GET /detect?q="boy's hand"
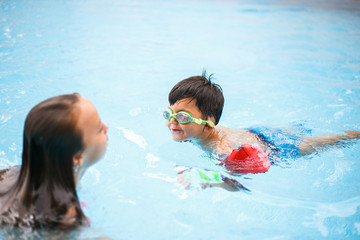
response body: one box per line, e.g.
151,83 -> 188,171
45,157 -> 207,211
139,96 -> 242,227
176,169 -> 191,189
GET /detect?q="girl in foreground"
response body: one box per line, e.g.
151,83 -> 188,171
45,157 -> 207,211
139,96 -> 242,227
0,93 -> 108,229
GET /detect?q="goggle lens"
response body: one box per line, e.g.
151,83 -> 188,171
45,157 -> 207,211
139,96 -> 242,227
163,110 -> 171,120
176,112 -> 191,123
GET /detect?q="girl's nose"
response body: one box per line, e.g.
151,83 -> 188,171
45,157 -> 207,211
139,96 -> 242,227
104,123 -> 109,134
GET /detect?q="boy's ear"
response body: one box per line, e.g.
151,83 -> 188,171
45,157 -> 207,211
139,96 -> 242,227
206,116 -> 216,128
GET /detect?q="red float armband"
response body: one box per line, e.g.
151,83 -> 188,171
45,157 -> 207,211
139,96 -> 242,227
222,144 -> 270,174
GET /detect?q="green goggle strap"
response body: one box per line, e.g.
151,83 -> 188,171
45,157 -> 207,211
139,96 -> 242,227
192,118 -> 215,128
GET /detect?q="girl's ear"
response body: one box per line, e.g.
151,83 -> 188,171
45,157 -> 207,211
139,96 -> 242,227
73,154 -> 83,187
73,154 -> 83,167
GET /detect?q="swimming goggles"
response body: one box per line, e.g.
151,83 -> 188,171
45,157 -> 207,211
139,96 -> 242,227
163,108 -> 215,127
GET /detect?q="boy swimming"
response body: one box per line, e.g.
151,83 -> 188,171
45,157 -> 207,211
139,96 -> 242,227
164,73 -> 360,177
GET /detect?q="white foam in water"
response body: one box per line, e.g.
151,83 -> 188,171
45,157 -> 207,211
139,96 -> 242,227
143,172 -> 175,183
354,222 -> 360,235
145,153 -> 160,168
128,107 -> 142,117
116,126 -> 147,150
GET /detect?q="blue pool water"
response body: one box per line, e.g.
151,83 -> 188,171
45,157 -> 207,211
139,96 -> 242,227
1,0 -> 360,239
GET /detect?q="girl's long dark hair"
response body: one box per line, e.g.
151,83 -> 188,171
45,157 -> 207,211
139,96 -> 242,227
0,93 -> 86,229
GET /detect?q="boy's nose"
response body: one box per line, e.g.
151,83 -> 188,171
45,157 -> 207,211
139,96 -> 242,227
170,117 -> 179,125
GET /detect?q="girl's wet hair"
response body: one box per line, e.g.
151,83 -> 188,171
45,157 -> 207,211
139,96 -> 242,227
0,93 -> 87,229
169,71 -> 224,125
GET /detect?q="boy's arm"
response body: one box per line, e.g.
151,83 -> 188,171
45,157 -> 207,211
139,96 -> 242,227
202,177 -> 249,192
299,130 -> 360,155
176,168 -> 249,192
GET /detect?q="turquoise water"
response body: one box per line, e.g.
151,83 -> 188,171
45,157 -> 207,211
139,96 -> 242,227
1,0 -> 360,239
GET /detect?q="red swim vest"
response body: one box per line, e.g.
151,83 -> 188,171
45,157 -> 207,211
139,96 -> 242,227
221,144 -> 270,174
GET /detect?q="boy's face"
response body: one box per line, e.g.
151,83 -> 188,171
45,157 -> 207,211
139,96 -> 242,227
166,98 -> 213,141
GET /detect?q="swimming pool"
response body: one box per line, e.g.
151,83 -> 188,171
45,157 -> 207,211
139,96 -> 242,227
1,0 -> 360,239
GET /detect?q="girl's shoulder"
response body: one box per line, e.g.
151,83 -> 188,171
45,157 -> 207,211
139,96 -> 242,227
0,166 -> 20,192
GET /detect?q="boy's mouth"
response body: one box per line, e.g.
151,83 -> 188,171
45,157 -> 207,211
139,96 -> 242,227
170,128 -> 182,134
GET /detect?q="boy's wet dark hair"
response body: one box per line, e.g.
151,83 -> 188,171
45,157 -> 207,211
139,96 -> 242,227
169,72 -> 224,125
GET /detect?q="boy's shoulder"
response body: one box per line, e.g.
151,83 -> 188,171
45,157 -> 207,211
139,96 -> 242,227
216,125 -> 250,140
213,126 -> 248,155
215,126 -> 267,155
